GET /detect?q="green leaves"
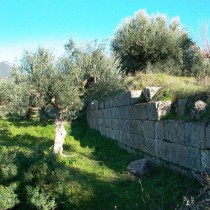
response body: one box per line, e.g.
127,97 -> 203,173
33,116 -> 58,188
112,9 -> 205,76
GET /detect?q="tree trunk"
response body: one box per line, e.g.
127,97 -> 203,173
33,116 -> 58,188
53,119 -> 67,155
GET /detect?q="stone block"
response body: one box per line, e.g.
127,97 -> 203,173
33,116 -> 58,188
165,121 -> 205,148
120,131 -> 130,145
113,90 -> 142,107
143,120 -> 155,138
186,122 -> 205,148
155,121 -> 165,140
129,133 -> 139,149
100,127 -> 106,136
201,150 -> 210,173
107,119 -> 113,129
143,101 -> 172,121
130,90 -> 143,104
165,120 -> 188,145
159,140 -> 170,161
113,129 -> 121,141
206,124 -> 210,149
146,102 -> 158,120
168,143 -> 179,165
143,87 -> 162,101
177,99 -> 187,116
143,137 -> 160,157
176,144 -> 201,171
128,120 -> 144,135
156,101 -> 171,120
113,108 -> 119,118
104,100 -> 109,108
130,104 -> 148,120
99,101 -> 105,109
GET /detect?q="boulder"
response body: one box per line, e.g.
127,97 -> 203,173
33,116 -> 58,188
127,158 -> 152,176
191,100 -> 207,119
143,87 -> 162,101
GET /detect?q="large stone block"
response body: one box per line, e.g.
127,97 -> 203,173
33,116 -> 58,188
201,150 -> 210,173
100,127 -> 107,136
168,143 -> 179,165
130,104 -> 148,120
113,129 -> 121,141
165,120 -> 188,145
113,107 -> 120,119
143,87 -> 162,101
206,125 -> 210,149
112,119 -> 123,130
143,137 -> 160,157
155,121 -> 165,140
129,133 -> 141,149
129,120 -> 144,135
99,101 -> 105,109
159,140 -> 170,162
130,90 -> 143,104
143,120 -> 155,138
112,90 -> 142,107
175,144 -> 201,171
186,122 -> 205,148
147,101 -> 172,121
120,131 -> 130,145
165,121 -> 205,148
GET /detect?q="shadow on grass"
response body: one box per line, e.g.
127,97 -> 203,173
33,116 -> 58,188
0,118 -> 200,210
70,119 -> 141,173
6,118 -> 53,128
69,119 -> 201,209
0,133 -> 53,151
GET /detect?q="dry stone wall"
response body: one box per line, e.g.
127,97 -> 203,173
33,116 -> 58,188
86,91 -> 210,174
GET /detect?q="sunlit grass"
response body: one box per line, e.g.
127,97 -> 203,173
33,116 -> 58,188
124,73 -> 206,101
0,118 -> 200,209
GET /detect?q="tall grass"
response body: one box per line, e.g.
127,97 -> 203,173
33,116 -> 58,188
124,73 -> 206,101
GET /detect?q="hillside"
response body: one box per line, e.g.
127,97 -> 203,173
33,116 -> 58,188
0,61 -> 12,77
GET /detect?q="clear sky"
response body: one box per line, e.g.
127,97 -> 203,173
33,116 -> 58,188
0,0 -> 210,62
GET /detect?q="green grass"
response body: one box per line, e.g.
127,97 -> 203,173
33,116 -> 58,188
124,73 -> 206,101
0,118 -> 200,209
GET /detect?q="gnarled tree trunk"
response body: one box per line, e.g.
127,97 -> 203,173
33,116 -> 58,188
53,119 -> 67,155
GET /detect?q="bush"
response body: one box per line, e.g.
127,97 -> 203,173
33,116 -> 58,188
26,186 -> 56,210
0,183 -> 19,210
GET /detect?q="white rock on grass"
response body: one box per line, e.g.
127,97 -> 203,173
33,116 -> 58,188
191,100 -> 207,119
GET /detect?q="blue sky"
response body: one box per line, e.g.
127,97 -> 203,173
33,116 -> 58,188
0,0 -> 210,62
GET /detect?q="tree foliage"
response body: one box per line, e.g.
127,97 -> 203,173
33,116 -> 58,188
64,40 -> 124,102
0,40 -> 123,120
112,10 -> 207,76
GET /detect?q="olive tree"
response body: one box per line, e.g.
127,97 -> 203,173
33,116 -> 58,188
0,48 -> 83,155
1,41 -> 123,155
112,10 -> 204,76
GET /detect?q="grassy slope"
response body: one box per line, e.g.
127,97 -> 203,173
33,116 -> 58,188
124,73 -> 206,101
0,118 -> 200,210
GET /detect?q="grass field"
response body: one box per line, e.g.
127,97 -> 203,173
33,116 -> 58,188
0,118 -> 200,210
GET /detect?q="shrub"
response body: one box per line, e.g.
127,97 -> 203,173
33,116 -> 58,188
0,183 -> 19,210
26,186 -> 56,210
